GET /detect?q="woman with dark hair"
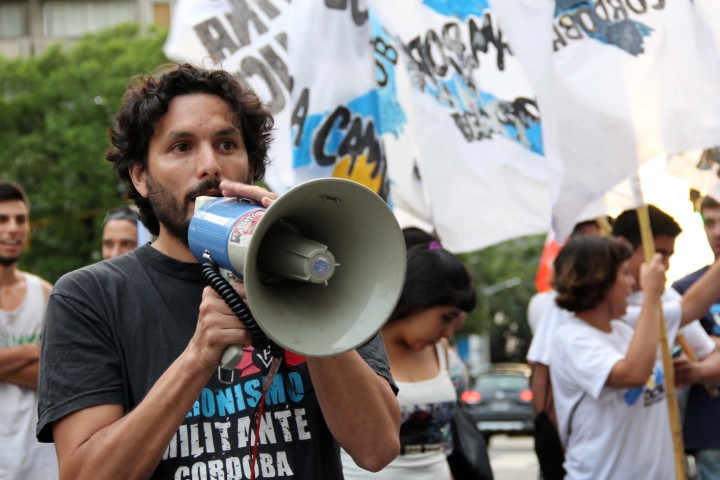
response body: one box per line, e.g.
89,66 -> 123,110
549,235 -> 673,479
342,239 -> 477,479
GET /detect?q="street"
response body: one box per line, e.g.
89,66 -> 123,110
488,434 -> 539,480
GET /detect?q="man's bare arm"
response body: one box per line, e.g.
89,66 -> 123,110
308,352 -> 400,472
2,361 -> 39,389
608,255 -> 665,388
674,348 -> 720,387
51,286 -> 251,479
0,343 -> 39,379
681,259 -> 720,326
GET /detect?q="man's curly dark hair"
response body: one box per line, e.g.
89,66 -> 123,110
105,63 -> 274,235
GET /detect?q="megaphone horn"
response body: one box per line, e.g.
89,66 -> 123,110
188,178 -> 407,365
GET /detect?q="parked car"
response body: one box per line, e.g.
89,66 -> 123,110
460,363 -> 534,442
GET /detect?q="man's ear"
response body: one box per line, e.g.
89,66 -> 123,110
129,163 -> 148,198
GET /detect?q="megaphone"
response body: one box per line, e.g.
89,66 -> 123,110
188,178 -> 407,366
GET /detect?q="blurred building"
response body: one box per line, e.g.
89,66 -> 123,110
0,0 -> 172,58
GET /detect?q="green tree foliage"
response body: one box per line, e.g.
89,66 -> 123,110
460,234 -> 545,363
0,24 -> 169,282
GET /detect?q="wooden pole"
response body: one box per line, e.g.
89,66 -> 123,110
595,216 -> 613,236
636,205 -> 686,480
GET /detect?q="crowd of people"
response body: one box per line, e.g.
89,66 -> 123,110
3,61 -> 720,480
528,204 -> 720,480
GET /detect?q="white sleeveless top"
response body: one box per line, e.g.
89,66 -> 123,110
341,342 -> 457,479
0,273 -> 58,479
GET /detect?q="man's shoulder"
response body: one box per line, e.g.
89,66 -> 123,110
672,265 -> 711,293
529,290 -> 556,304
37,276 -> 53,299
20,270 -> 53,293
53,251 -> 143,292
528,290 -> 559,331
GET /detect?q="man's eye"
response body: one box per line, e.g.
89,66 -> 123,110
218,140 -> 236,151
171,143 -> 190,153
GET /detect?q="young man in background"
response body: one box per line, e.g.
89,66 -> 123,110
0,180 -> 57,479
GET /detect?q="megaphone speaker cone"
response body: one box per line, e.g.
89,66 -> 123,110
189,178 -> 407,357
256,225 -> 338,285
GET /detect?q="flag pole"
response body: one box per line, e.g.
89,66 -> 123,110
636,205 -> 686,480
595,216 -> 613,236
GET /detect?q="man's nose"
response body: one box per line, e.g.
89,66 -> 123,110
661,255 -> 671,270
196,145 -> 222,179
7,218 -> 23,233
712,224 -> 720,238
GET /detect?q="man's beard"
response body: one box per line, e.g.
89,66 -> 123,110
0,254 -> 19,267
146,175 -> 222,247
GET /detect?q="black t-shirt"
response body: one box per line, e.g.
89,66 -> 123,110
37,244 -> 395,479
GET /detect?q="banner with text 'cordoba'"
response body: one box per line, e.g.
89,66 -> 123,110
492,0 -> 720,241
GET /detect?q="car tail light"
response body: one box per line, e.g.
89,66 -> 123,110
519,389 -> 533,403
461,390 -> 482,404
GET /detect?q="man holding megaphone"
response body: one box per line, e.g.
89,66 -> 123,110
36,63 -> 402,480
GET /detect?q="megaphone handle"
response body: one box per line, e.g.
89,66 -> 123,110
201,260 -> 270,355
220,345 -> 246,371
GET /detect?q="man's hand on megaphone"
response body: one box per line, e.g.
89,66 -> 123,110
190,283 -> 253,370
220,179 -> 278,208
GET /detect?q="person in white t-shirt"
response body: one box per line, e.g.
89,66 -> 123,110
550,235 -> 671,479
527,220 -> 604,480
550,230 -> 720,479
527,290 -> 572,405
527,219 -> 606,415
611,205 -> 720,369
